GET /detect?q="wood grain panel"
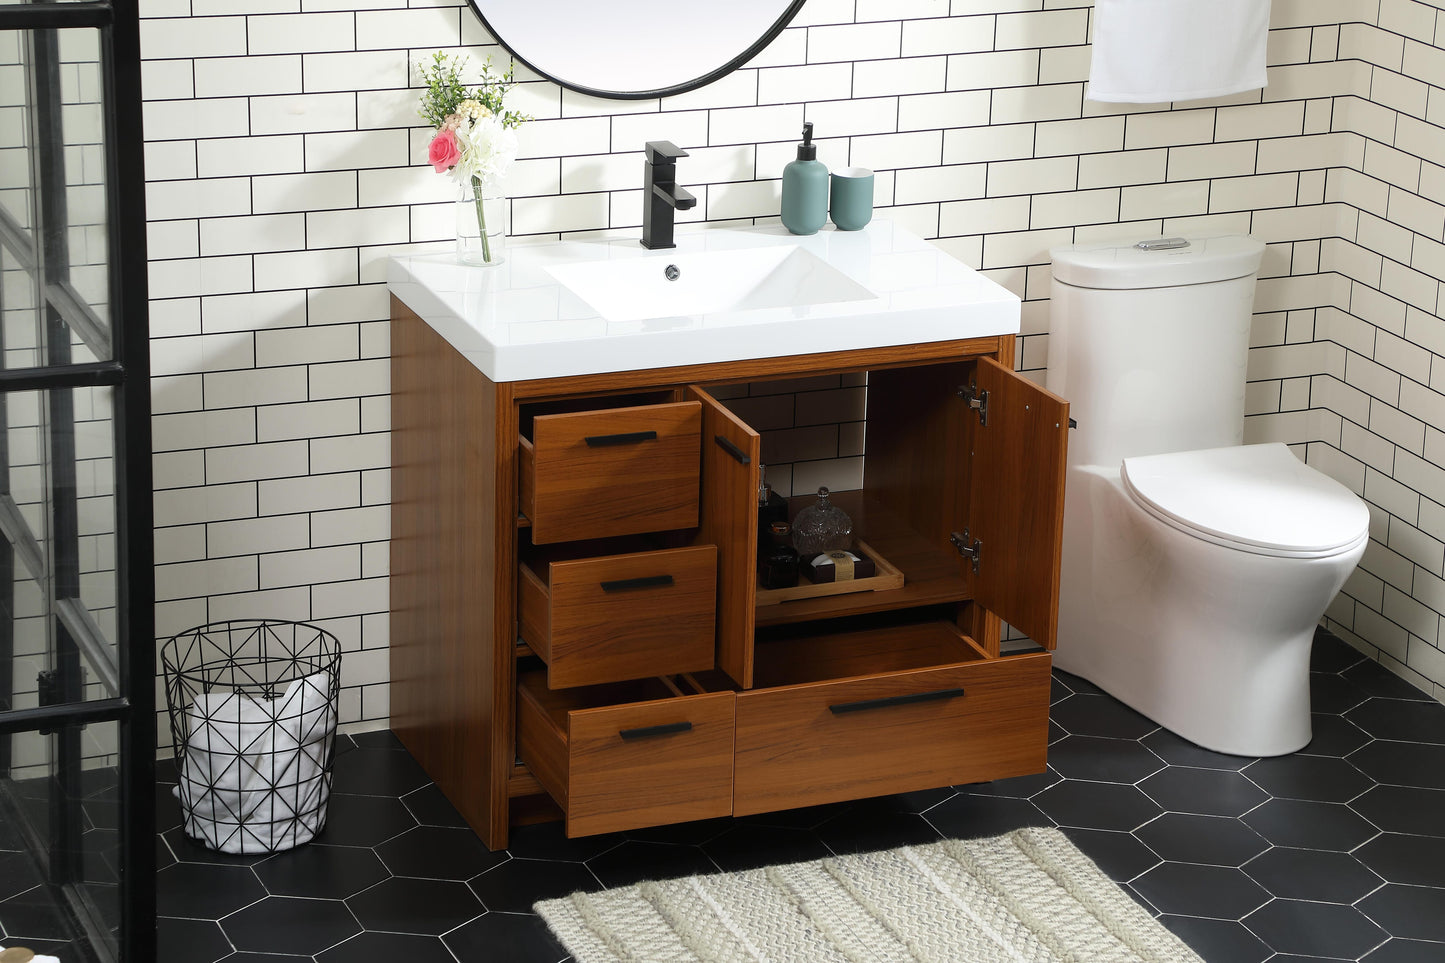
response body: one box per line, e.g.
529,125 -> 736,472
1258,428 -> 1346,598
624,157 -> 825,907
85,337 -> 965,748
734,649 -> 1051,815
526,402 -> 701,543
521,546 -> 717,688
390,296 -> 516,850
968,357 -> 1069,650
688,386 -> 759,689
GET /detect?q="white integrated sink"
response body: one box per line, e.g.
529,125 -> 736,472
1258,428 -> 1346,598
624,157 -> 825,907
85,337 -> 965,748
387,221 -> 1022,383
545,245 -> 876,323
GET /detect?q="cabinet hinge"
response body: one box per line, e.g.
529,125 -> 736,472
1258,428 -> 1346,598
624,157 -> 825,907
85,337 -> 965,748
949,530 -> 981,573
957,382 -> 989,425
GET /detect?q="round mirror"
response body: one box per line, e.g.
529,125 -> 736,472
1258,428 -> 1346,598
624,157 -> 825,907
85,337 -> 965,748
468,0 -> 808,100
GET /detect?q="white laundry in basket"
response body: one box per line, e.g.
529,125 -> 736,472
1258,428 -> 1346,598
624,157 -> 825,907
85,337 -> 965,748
173,672 -> 335,854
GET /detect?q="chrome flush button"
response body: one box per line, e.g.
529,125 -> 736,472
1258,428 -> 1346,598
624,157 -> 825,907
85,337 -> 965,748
664,264 -> 681,281
1135,237 -> 1190,251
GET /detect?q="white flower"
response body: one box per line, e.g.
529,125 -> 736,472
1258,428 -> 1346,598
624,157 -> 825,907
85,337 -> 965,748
451,112 -> 519,189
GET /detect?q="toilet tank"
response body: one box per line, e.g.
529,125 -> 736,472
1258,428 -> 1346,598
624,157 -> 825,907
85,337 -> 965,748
1047,235 -> 1266,469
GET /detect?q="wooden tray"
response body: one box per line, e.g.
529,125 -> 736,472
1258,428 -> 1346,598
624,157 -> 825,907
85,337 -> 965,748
756,540 -> 904,606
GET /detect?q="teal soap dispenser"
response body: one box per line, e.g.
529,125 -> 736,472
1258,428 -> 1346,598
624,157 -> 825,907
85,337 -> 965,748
781,122 -> 827,235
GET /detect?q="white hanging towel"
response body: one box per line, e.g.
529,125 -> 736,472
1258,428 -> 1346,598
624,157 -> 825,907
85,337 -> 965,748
1087,0 -> 1271,104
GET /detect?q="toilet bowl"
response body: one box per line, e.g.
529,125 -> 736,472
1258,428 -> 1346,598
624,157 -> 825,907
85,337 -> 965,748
1048,235 -> 1370,756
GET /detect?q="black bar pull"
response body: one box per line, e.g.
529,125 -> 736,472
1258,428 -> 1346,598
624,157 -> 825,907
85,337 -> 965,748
585,429 -> 658,447
619,720 -> 693,741
829,687 -> 965,715
600,574 -> 674,593
714,434 -> 751,465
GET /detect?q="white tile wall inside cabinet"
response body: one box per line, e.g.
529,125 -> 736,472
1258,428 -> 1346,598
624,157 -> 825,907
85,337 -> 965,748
141,0 -> 1445,739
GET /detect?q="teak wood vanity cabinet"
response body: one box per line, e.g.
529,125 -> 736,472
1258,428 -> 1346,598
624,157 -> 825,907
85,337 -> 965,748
390,296 -> 1068,851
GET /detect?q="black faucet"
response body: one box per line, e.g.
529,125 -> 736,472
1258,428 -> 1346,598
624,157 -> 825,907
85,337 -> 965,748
641,141 -> 697,249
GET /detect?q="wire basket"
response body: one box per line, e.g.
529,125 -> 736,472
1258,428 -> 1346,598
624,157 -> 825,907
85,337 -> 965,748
161,620 -> 341,854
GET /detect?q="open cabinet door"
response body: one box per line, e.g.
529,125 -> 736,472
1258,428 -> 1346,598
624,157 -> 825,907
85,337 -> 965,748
967,357 -> 1069,649
687,386 -> 760,687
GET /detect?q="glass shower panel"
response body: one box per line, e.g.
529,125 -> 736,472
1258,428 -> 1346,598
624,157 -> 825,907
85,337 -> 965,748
0,27 -> 30,239
56,27 -> 109,356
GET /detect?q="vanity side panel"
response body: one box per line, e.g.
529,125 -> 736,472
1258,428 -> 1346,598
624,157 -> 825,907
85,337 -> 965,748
391,296 -> 516,850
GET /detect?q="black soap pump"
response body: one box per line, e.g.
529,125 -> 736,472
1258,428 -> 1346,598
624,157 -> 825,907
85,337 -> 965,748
781,122 -> 827,235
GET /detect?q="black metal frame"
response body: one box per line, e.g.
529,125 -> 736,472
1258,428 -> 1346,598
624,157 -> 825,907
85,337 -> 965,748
466,0 -> 808,101
0,0 -> 154,960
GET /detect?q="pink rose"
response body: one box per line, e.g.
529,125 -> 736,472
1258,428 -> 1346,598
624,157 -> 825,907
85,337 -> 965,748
428,129 -> 461,173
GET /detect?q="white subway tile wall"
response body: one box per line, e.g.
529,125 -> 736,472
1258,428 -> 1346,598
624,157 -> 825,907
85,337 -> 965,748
142,0 -> 1445,735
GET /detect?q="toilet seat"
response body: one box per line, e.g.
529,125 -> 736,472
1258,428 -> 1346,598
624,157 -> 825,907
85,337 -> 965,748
1121,443 -> 1370,559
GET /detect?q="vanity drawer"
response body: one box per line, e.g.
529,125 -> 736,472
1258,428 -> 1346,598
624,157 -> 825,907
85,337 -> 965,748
519,401 -> 702,544
516,672 -> 735,838
733,624 -> 1051,816
519,545 -> 718,688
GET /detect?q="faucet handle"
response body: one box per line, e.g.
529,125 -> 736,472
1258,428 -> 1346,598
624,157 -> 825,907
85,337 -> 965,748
645,141 -> 689,163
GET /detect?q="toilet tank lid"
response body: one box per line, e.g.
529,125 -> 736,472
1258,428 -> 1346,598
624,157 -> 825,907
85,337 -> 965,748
1050,234 -> 1265,289
1121,443 -> 1370,555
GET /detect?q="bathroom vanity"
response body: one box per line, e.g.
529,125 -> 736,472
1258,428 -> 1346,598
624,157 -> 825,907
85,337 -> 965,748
387,223 -> 1068,850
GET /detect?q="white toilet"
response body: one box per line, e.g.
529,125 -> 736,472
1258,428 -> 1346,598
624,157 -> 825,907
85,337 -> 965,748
1047,235 -> 1370,757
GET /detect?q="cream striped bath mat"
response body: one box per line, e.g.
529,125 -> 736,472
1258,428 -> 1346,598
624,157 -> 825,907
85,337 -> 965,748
535,826 -> 1202,962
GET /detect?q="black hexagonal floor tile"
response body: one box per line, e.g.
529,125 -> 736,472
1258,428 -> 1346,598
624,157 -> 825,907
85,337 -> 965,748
702,823 -> 832,872
1356,833 -> 1445,887
1244,846 -> 1382,902
160,827 -> 272,867
1311,628 -> 1367,672
1358,884 -> 1445,942
1052,669 -> 1103,696
1059,828 -> 1160,883
1140,728 -> 1253,770
399,784 -> 470,828
315,792 -> 417,847
1033,781 -> 1162,832
960,767 -> 1061,798
1310,672 -> 1372,714
375,825 -> 508,880
1243,753 -> 1373,802
1364,939 -> 1445,962
330,747 -> 431,797
1244,898 -> 1389,958
1350,741 -> 1445,789
220,896 -> 361,956
1131,862 -> 1270,920
586,840 -> 717,889
470,857 -> 602,913
1049,693 -> 1158,739
1134,813 -> 1269,866
1344,660 -> 1434,701
253,843 -> 390,899
1352,785 -> 1445,838
350,729 -> 407,750
1160,915 -> 1271,963
814,799 -> 943,854
1348,697 -> 1445,743
347,876 -> 485,935
736,801 -> 853,831
926,792 -> 1052,840
1,890 -> 73,943
1047,735 -> 1165,784
316,931 -> 458,963
503,820 -> 624,862
156,861 -> 265,919
1243,798 -> 1379,851
157,916 -> 234,963
0,853 -> 40,902
1300,712 -> 1373,757
444,910 -> 569,963
1138,766 -> 1269,817
628,815 -> 734,846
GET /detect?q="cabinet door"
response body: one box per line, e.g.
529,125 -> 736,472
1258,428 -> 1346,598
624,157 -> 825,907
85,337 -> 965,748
687,386 -> 759,688
968,357 -> 1069,649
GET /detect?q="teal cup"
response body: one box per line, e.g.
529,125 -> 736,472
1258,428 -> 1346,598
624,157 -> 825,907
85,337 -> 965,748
829,167 -> 875,231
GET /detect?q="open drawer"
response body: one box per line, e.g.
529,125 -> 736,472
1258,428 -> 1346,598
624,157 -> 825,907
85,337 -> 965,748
519,545 -> 718,688
733,621 -> 1051,816
519,400 -> 702,543
516,672 -> 735,838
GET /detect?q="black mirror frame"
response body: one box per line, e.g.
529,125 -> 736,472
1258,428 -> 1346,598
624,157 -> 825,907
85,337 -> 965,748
466,0 -> 809,101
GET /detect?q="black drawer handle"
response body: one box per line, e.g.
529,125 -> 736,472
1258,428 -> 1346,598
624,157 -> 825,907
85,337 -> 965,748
619,721 -> 693,741
714,434 -> 751,465
600,574 -> 674,593
829,687 -> 965,715
585,430 -> 658,447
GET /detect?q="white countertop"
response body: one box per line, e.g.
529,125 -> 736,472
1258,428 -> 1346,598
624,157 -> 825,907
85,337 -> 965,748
387,220 -> 1021,383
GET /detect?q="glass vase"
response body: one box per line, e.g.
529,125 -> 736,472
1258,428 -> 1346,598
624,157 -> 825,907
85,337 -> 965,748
456,177 -> 507,266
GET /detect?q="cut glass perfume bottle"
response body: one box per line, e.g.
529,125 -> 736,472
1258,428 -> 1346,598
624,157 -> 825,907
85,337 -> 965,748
790,486 -> 852,557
